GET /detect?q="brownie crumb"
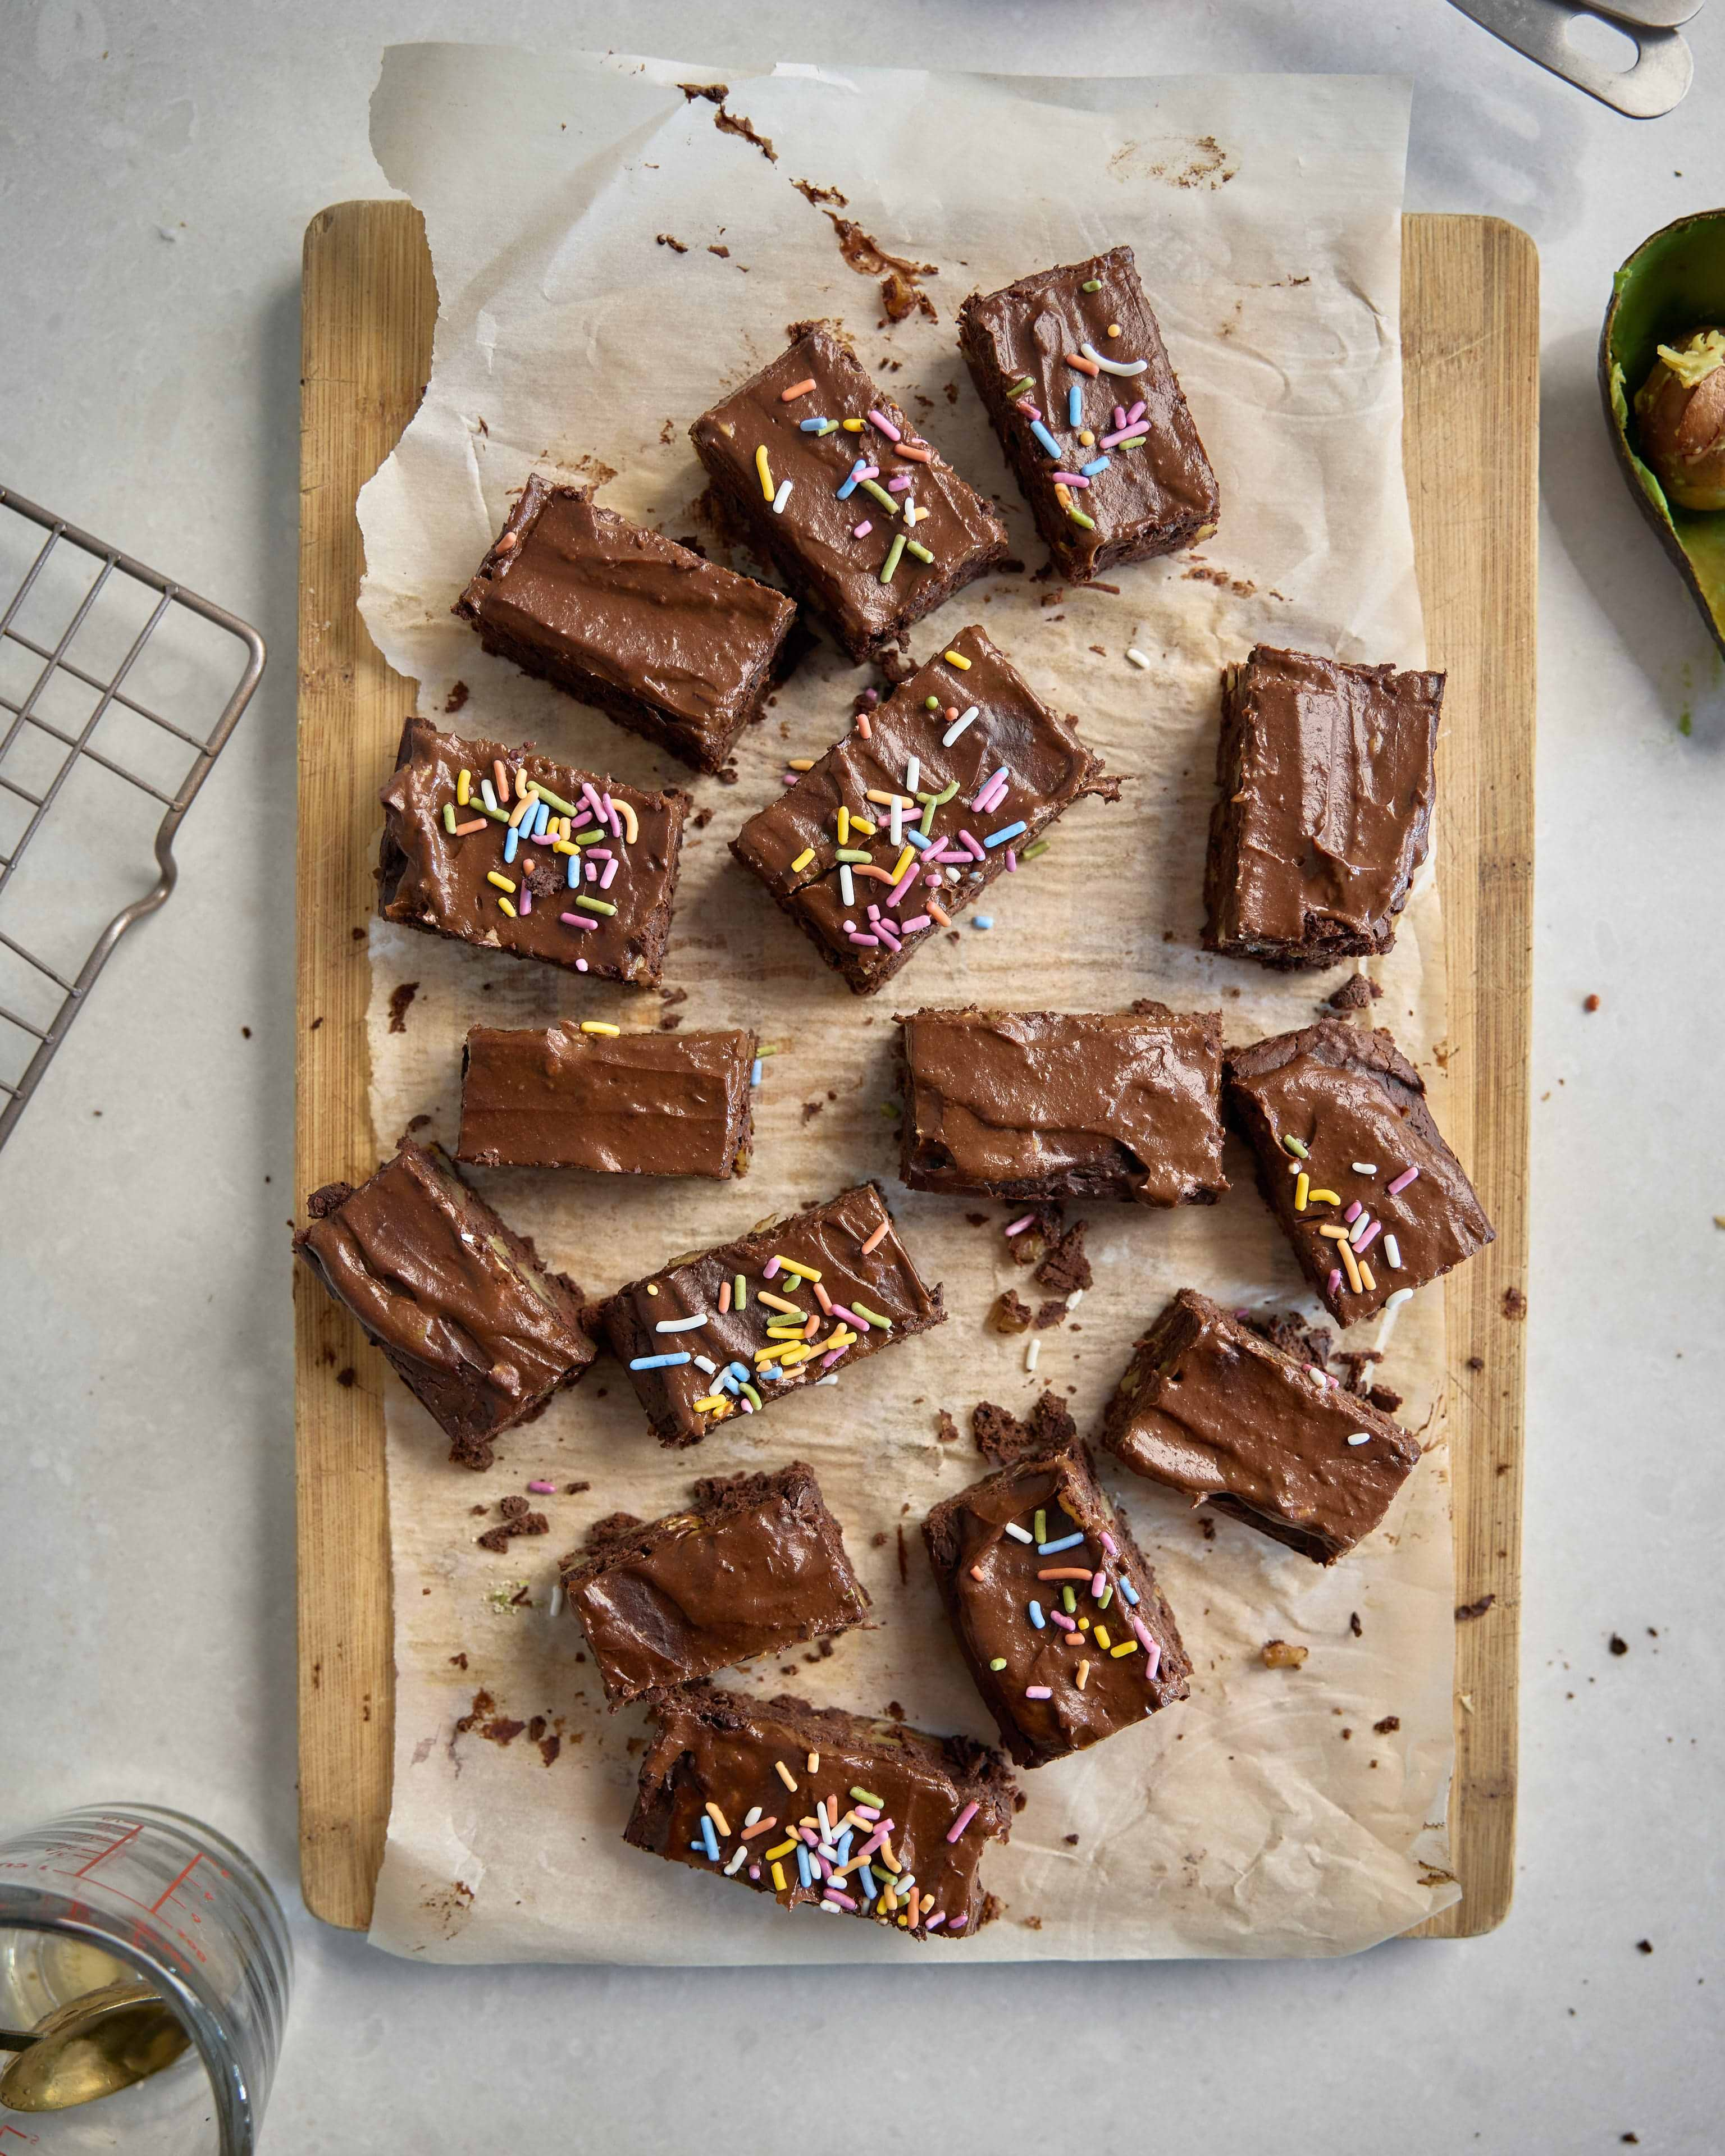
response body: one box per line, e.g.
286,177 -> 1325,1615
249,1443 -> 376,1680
565,1479 -> 591,1495
870,1531 -> 888,1549
1367,1384 -> 1403,1412
973,1389 -> 1078,1465
1349,1612 -> 1363,1637
800,1099 -> 823,1123
1198,1518 -> 1216,1541
791,177 -> 848,208
305,1180 -> 355,1219
538,1733 -> 562,1768
1332,1348 -> 1381,1395
477,1508 -> 549,1552
449,1652 -> 468,1669
1373,1714 -> 1401,1734
387,981 -> 419,1033
656,232 -> 690,253
1063,1833 -> 1080,1846
1034,1221 -> 1092,1296
1466,1355 -> 1485,1372
1583,993 -> 1601,1012
1609,1633 -> 1629,1656
444,681 -> 469,712
935,1409 -> 959,1444
1006,1200 -> 1064,1267
1032,1299 -> 1068,1330
1262,1639 -> 1308,1669
1326,974 -> 1381,1011
1636,1939 -> 1653,1954
1242,1308 -> 1334,1370
990,1290 -> 1034,1335
1455,1593 -> 1496,1621
1502,1287 -> 1527,1320
708,243 -> 731,259
405,1112 -> 432,1132
885,1700 -> 906,1722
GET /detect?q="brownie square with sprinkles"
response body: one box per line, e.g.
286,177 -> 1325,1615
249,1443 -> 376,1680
1224,1021 -> 1495,1328
730,624 -> 1112,996
957,244 -> 1220,583
623,1685 -> 1018,1938
378,716 -> 689,989
690,326 -> 1008,664
923,1441 -> 1190,1768
595,1181 -> 946,1447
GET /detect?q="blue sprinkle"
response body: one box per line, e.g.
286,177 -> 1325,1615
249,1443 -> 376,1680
628,1351 -> 691,1371
798,415 -> 830,431
1080,456 -> 1111,477
901,826 -> 933,851
796,1844 -> 813,1888
700,1814 -> 721,1861
1067,383 -> 1083,427
503,826 -> 519,864
728,1362 -> 751,1383
859,1864 -> 878,1901
535,800 -> 550,837
760,1363 -> 785,1381
716,1371 -> 740,1395
971,915 -> 994,930
1120,1579 -> 1142,1606
984,820 -> 1028,849
566,852 -> 578,888
751,1058 -> 763,1087
1038,1532 -> 1085,1556
836,458 -> 868,500
1028,1600 -> 1046,1629
690,1840 -> 705,1852
1029,419 -> 1062,459
835,1829 -> 854,1865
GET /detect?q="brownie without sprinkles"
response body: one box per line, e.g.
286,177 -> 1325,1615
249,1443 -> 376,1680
924,1441 -> 1190,1768
1224,1021 -> 1495,1327
1203,646 -> 1444,970
293,1138 -> 595,1469
897,1003 -> 1226,1207
957,244 -> 1219,583
690,327 -> 1008,664
623,1685 -> 1017,1937
1097,1289 -> 1422,1563
731,623 -> 1111,995
457,1024 -> 756,1179
378,716 -> 689,989
559,1464 -> 870,1706
596,1181 -> 945,1447
452,476 -> 796,776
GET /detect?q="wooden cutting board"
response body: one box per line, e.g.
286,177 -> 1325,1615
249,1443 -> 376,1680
295,200 -> 1535,1940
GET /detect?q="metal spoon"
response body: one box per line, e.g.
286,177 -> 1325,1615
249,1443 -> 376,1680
0,1977 -> 190,2112
1448,0 -> 1697,115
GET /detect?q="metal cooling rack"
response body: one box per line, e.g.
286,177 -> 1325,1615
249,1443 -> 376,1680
0,484 -> 265,1155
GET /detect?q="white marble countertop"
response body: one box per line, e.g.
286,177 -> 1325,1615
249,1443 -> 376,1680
3,4 -> 1721,2149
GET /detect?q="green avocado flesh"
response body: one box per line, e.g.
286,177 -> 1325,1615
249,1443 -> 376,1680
1600,210 -> 1725,657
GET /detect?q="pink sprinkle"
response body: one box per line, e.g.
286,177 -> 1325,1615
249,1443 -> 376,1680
851,519 -> 873,537
1386,1165 -> 1421,1196
1112,403 -> 1127,431
957,829 -> 985,861
1131,1615 -> 1157,1654
948,1911 -> 969,1930
887,474 -> 912,492
886,862 -> 920,907
1099,423 -> 1149,449
854,1804 -> 881,1822
867,903 -> 880,921
1327,1268 -> 1344,1295
856,1826 -> 888,1860
855,463 -> 880,482
924,1911 -> 946,1931
1355,1218 -> 1382,1253
946,1800 -> 980,1843
1049,1610 -> 1076,1632
1015,399 -> 1042,421
819,1346 -> 850,1370
798,1825 -> 818,1846
781,773 -> 800,786
738,1396 -> 754,1413
559,911 -> 596,929
867,408 -> 902,441
1143,1639 -> 1161,1680
529,832 -> 553,846
600,857 -> 619,890
1049,471 -> 1090,487
749,1863 -> 761,1880
876,921 -> 903,952
1099,1532 -> 1118,1557
1344,1200 -> 1362,1224
828,1303 -> 867,1330
570,807 -> 594,830
1126,399 -> 1146,424
527,1480 -> 556,1494
518,886 -> 531,913
764,1257 -> 781,1280
1004,1214 -> 1035,1236
581,781 -> 606,819
930,848 -> 968,864
1025,1686 -> 1053,1700
1091,1570 -> 1106,1597
575,958 -> 588,972
898,914 -> 932,933
823,1886 -> 858,1910
848,931 -> 879,947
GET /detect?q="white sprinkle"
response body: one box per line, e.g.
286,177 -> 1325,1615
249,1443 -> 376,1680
743,1806 -> 762,1828
1125,647 -> 1152,670
655,1313 -> 707,1332
818,1901 -> 843,1913
772,478 -> 793,514
1384,1287 -> 1414,1308
1348,1213 -> 1375,1249
1003,1522 -> 1034,1544
840,864 -> 855,908
905,755 -> 920,795
1347,1433 -> 1371,1447
546,1582 -> 563,1619
693,1354 -> 717,1374
1066,1288 -> 1084,1309
1352,1162 -> 1379,1176
1384,1235 -> 1403,1270
815,1375 -> 838,1387
943,705 -> 979,746
1025,1338 -> 1041,1372
724,1846 -> 750,1876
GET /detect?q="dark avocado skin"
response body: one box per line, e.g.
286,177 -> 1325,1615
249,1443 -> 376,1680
1598,208 -> 1725,660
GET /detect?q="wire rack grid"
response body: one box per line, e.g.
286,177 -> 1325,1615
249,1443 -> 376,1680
0,483 -> 265,1155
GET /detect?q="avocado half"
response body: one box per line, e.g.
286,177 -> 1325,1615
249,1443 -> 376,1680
1599,209 -> 1725,660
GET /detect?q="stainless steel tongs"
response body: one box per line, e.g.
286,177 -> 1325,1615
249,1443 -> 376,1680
1448,0 -> 1702,115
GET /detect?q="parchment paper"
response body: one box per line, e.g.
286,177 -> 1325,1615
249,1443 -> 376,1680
353,47 -> 1460,1961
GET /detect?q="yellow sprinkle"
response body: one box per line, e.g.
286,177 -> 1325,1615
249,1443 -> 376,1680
1308,1187 -> 1341,1205
943,650 -> 971,670
771,1861 -> 788,1893
775,1257 -> 822,1282
851,815 -> 875,837
764,1838 -> 797,1861
1078,429 -> 1095,447
1294,1172 -> 1310,1212
1054,481 -> 1073,510
891,846 -> 912,885
496,896 -> 517,918
775,1344 -> 814,1368
1078,1615 -> 1090,1630
789,757 -> 815,771
754,1343 -> 795,1365
691,1396 -> 728,1413
1093,1625 -> 1112,1651
755,444 -> 774,501
1076,1659 -> 1090,1690
1339,1240 -> 1364,1294
486,871 -> 515,892
790,847 -> 815,873
842,416 -> 864,432
456,768 -> 471,806
807,1752 -> 820,1773
551,839 -> 576,856
1318,1224 -> 1351,1241
646,1284 -> 659,1295
1107,323 -> 1121,337
705,1801 -> 731,1836
581,1021 -> 620,1036
837,806 -> 850,845
774,1760 -> 798,1793
1110,1639 -> 1139,1658
1359,1260 -> 1377,1293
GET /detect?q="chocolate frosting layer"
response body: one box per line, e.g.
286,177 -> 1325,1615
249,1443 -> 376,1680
454,478 -> 794,772
378,716 -> 687,987
924,1443 -> 1190,1767
959,244 -> 1219,580
691,328 -> 1006,661
1224,1021 -> 1494,1327
1098,1289 -> 1420,1563
599,1181 -> 944,1446
561,1465 -> 869,1705
293,1139 -> 595,1467
898,1004 -> 1225,1205
1204,646 -> 1443,966
624,1686 -> 1016,1938
458,1025 -> 754,1177
732,624 -> 1106,993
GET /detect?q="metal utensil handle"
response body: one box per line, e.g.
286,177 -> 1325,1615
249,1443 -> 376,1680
1446,0 -> 1695,115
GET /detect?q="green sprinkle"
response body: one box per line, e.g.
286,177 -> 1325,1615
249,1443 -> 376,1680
1005,375 -> 1034,399
575,895 -> 617,916
1021,839 -> 1050,861
1033,1509 -> 1047,1545
858,478 -> 900,516
814,419 -> 839,436
476,803 -> 510,824
916,780 -> 959,808
740,1383 -> 763,1411
1096,1582 -> 1113,1609
442,803 -> 458,834
919,801 -> 935,838
754,1043 -> 781,1059
850,1785 -> 884,1807
905,539 -> 934,563
879,533 -> 906,584
987,1657 -> 1008,1672
851,1301 -> 892,1331
1080,277 -> 1102,293
1281,1135 -> 1309,1159
924,696 -> 941,711
835,847 -> 872,864
571,824 -> 610,847
734,1272 -> 747,1310
1062,1584 -> 1077,1614
1066,505 -> 1097,529
524,779 -> 577,816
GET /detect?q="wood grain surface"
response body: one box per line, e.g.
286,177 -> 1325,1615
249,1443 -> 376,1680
294,200 -> 1534,1938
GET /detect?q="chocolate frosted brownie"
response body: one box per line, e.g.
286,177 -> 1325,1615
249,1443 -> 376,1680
596,1182 -> 944,1446
559,1464 -> 869,1706
924,1441 -> 1190,1768
293,1138 -> 595,1469
452,477 -> 796,775
1098,1289 -> 1421,1563
378,716 -> 688,989
690,327 -> 1007,663
731,624 -> 1110,995
1203,646 -> 1444,969
1224,1021 -> 1494,1327
457,1024 -> 756,1179
957,244 -> 1219,582
623,1685 -> 1017,1937
897,1003 -> 1225,1206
